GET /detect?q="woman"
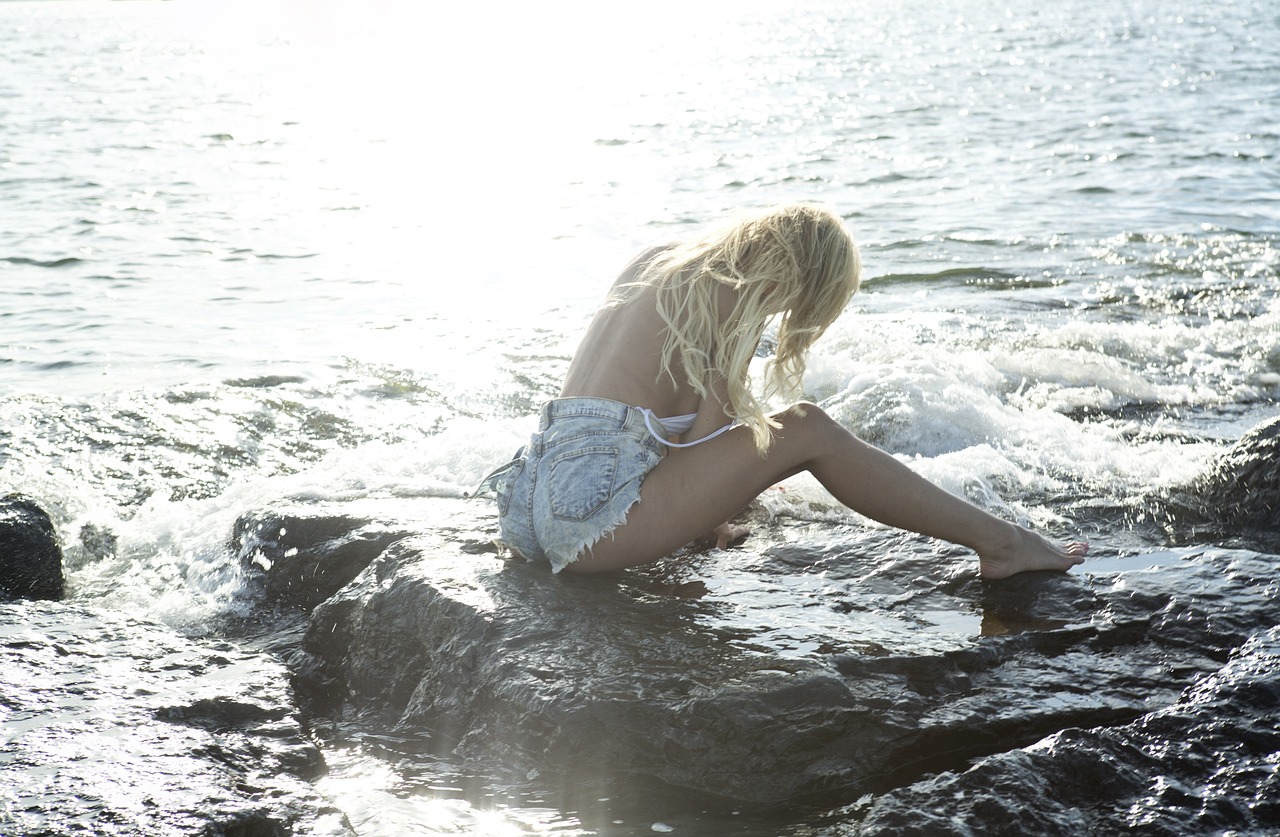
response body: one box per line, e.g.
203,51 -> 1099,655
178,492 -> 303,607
486,203 -> 1087,578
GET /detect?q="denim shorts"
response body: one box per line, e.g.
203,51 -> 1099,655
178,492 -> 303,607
482,398 -> 664,573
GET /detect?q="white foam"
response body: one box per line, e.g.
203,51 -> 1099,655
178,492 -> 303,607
760,305 -> 1229,525
52,411 -> 539,629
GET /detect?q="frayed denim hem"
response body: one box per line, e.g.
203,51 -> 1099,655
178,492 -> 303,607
492,398 -> 664,575
543,477 -> 646,573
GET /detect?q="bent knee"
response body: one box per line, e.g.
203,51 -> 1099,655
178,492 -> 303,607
772,401 -> 843,446
776,401 -> 834,427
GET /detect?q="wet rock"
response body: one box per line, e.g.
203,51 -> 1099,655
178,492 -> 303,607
0,494 -> 64,600
1206,415 -> 1280,525
0,600 -> 353,836
854,625 -> 1280,836
294,499 -> 1280,814
232,503 -> 416,612
78,521 -> 119,561
1177,414 -> 1280,547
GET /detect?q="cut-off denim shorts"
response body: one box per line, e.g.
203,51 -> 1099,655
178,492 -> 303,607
481,398 -> 664,573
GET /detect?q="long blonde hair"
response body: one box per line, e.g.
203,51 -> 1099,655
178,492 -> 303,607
622,202 -> 861,454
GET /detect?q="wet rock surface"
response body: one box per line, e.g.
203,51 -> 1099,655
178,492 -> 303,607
854,625 -> 1280,836
268,493 -> 1280,831
0,494 -> 64,600
1173,414 -> 1280,550
233,505 -> 415,612
0,600 -> 353,836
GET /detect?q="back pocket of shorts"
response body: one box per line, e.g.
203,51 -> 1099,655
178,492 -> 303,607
548,445 -> 618,522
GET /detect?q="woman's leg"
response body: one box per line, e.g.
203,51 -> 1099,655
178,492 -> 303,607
569,403 -> 1087,577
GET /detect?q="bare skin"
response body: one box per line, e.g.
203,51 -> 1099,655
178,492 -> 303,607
558,251 -> 1088,578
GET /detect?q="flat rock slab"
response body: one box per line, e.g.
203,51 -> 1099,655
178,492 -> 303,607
0,600 -> 353,836
279,498 -> 1280,815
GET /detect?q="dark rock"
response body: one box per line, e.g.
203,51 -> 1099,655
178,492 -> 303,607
232,503 -> 416,612
0,494 -> 64,600
1174,414 -> 1280,547
293,499 -> 1280,814
854,625 -> 1280,836
0,600 -> 353,836
1206,415 -> 1280,527
79,521 -> 119,560
196,415 -> 1279,828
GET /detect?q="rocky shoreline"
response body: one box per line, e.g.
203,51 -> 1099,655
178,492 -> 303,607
3,417 -> 1279,834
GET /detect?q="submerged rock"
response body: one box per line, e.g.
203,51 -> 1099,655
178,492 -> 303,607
0,494 -> 64,600
0,600 -> 353,836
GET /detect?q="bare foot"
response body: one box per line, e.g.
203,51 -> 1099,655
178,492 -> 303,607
977,523 -> 1088,580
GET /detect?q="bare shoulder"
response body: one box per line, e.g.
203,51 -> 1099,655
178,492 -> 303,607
615,244 -> 674,285
632,243 -> 675,267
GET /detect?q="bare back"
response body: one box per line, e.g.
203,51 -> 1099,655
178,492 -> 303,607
560,248 -> 735,442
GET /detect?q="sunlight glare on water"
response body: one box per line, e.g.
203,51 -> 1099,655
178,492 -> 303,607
1,0 -> 1277,831
152,0 -> 791,296
317,746 -> 590,836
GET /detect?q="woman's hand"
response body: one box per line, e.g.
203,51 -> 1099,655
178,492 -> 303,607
713,521 -> 750,550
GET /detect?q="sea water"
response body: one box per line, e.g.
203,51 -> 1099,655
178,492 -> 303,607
1,0 -> 1277,833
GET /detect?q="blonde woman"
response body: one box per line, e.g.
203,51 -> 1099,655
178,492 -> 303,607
485,203 -> 1087,578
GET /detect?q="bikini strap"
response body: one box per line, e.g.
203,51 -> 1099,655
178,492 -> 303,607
641,408 -> 735,448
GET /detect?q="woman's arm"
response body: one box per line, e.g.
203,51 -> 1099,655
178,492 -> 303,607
680,372 -> 754,549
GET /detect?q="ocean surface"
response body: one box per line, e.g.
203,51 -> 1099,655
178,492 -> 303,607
1,0 -> 1277,833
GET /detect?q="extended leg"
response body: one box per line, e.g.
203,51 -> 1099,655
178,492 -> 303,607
569,403 -> 1086,577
